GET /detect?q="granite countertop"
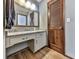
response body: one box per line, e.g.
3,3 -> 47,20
7,30 -> 46,36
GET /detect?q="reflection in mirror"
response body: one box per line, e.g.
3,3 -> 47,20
17,14 -> 27,26
14,0 -> 39,27
27,11 -> 38,26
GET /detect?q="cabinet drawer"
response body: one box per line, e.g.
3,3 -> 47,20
6,34 -> 35,48
13,35 -> 29,44
9,35 -> 29,46
35,32 -> 46,38
9,38 -> 17,46
5,38 -> 10,48
6,36 -> 16,47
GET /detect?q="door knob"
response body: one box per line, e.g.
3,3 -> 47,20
59,26 -> 63,30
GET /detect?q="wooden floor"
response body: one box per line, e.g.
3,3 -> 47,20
7,47 -> 70,59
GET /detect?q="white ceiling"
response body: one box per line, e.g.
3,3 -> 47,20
26,0 -> 43,5
26,0 -> 42,3
15,0 -> 43,6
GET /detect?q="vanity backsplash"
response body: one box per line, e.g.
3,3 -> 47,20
8,27 -> 39,32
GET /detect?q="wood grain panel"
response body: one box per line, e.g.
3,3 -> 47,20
48,0 -> 65,54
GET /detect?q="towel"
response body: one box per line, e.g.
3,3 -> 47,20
6,0 -> 15,29
30,12 -> 34,26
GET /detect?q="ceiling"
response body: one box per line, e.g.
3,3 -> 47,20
27,0 -> 42,3
15,0 -> 43,6
26,0 -> 43,5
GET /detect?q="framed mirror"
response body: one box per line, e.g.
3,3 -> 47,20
14,1 -> 39,27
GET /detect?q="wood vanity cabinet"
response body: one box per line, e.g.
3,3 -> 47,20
48,0 -> 65,54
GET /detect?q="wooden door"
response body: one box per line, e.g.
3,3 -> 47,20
48,0 -> 65,54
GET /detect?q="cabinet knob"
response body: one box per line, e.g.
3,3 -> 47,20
36,40 -> 38,43
22,38 -> 25,40
26,37 -> 28,39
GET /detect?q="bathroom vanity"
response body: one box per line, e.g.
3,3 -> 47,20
5,0 -> 47,56
6,30 -> 47,54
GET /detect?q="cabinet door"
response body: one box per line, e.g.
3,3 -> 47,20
9,36 -> 17,46
34,32 -> 47,52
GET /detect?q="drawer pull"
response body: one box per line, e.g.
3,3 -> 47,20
22,37 -> 28,40
36,40 -> 38,44
26,37 -> 28,39
22,38 -> 25,40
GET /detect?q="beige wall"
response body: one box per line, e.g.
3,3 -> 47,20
65,0 -> 75,58
39,0 -> 48,30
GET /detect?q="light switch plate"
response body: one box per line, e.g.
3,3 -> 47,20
67,18 -> 70,22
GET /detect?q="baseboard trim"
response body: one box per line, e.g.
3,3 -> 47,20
65,55 -> 74,59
